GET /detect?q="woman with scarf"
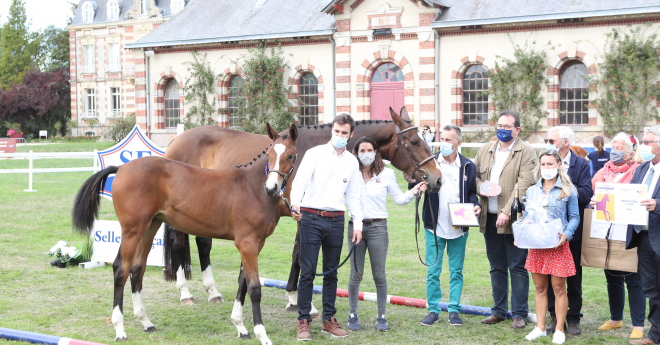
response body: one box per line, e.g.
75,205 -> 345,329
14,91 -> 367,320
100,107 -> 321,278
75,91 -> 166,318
591,132 -> 646,339
346,136 -> 427,332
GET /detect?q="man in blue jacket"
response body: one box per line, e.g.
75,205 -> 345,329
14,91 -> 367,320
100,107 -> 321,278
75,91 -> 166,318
626,125 -> 660,345
407,124 -> 480,326
544,127 -> 594,335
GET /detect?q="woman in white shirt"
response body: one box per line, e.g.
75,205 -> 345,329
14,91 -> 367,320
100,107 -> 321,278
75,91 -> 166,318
346,136 -> 427,332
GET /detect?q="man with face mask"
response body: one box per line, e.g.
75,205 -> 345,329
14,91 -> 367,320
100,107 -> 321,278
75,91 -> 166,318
474,110 -> 538,328
543,127 -> 594,336
290,114 -> 364,341
409,124 -> 480,327
625,125 -> 660,345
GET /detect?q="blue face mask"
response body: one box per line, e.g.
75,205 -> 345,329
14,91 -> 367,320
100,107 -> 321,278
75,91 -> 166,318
331,134 -> 348,149
441,142 -> 455,157
640,144 -> 658,162
497,129 -> 514,142
546,143 -> 559,152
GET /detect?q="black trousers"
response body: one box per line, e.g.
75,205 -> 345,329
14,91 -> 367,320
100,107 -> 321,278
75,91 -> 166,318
638,231 -> 660,343
547,239 -> 583,324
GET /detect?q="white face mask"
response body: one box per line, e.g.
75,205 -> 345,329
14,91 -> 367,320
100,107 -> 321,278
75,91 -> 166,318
358,152 -> 376,166
541,167 -> 558,180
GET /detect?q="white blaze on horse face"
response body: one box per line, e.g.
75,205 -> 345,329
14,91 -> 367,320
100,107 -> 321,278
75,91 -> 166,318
112,305 -> 127,340
176,266 -> 193,301
231,299 -> 249,337
202,266 -> 223,301
132,291 -> 155,331
254,324 -> 273,345
265,143 -> 286,191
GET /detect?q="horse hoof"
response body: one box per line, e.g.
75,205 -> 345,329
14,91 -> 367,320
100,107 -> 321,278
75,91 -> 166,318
144,326 -> 157,333
285,304 -> 297,312
239,333 -> 251,340
209,296 -> 224,303
115,336 -> 128,342
180,298 -> 195,305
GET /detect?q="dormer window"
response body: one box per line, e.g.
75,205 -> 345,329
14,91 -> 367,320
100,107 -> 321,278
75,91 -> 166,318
107,0 -> 120,21
140,0 -> 148,15
82,2 -> 95,23
171,0 -> 185,14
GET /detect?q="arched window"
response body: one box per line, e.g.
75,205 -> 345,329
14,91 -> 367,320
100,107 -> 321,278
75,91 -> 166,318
299,73 -> 318,125
560,61 -> 589,125
228,76 -> 245,127
171,0 -> 185,14
371,63 -> 404,82
107,0 -> 120,21
164,79 -> 180,128
462,65 -> 489,125
82,2 -> 95,23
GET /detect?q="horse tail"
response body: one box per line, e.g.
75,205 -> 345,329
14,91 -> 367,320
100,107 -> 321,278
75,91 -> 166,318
71,166 -> 118,235
163,224 -> 192,281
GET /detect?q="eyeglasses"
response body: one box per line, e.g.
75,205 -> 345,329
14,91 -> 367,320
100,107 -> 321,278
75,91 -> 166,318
543,139 -> 558,144
497,125 -> 516,130
640,140 -> 659,145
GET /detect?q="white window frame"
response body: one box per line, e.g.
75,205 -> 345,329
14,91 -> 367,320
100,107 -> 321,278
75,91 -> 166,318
84,89 -> 96,117
107,0 -> 120,21
82,2 -> 94,23
108,43 -> 120,71
110,87 -> 121,117
83,45 -> 95,73
171,0 -> 185,14
140,0 -> 148,15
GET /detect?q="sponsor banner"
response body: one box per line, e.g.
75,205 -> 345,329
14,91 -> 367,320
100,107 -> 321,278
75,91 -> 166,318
90,220 -> 164,267
0,139 -> 16,153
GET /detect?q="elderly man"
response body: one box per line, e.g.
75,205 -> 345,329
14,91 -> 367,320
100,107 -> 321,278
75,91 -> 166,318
474,110 -> 538,328
626,125 -> 660,345
543,127 -> 594,335
409,125 -> 480,327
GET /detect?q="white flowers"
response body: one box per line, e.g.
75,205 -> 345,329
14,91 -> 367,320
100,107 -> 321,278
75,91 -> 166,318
50,241 -> 67,254
49,241 -> 79,258
61,246 -> 78,258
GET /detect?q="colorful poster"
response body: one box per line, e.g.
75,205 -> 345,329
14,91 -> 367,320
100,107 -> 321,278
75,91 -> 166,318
448,203 -> 480,227
593,182 -> 648,228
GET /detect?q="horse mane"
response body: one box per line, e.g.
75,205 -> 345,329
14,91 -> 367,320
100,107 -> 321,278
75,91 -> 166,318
234,144 -> 272,169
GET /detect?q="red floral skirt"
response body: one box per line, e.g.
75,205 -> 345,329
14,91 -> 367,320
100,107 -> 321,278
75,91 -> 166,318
525,242 -> 576,278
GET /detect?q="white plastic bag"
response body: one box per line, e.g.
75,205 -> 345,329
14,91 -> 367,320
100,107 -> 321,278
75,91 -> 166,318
512,187 -> 564,249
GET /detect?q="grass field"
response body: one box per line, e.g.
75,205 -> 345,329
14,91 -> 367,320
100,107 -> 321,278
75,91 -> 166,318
0,152 -> 646,345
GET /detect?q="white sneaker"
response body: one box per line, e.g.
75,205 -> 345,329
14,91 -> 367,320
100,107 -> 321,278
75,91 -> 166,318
525,327 -> 547,341
552,330 -> 566,344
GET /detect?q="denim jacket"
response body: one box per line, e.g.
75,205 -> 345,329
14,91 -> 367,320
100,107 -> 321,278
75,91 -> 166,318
524,176 -> 580,241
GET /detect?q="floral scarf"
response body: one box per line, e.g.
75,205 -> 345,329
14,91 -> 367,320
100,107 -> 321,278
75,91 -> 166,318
592,160 -> 639,189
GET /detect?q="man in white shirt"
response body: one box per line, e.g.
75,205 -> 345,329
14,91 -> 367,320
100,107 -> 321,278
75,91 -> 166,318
411,125 -> 481,327
290,114 -> 364,341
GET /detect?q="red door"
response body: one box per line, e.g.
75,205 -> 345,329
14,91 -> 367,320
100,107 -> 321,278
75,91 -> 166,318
371,63 -> 405,120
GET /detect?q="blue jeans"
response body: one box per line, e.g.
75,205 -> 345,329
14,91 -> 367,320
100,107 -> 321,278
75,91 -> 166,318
483,213 -> 529,320
426,230 -> 468,314
604,269 -> 646,326
297,211 -> 345,322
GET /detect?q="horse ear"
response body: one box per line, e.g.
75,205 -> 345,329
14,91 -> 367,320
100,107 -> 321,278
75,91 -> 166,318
289,124 -> 298,142
390,107 -> 403,127
266,123 -> 279,141
399,106 -> 411,122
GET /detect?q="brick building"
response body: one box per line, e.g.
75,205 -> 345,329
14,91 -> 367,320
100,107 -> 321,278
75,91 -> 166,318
71,0 -> 660,146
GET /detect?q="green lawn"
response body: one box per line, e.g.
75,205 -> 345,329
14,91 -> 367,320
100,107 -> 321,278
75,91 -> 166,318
0,155 -> 645,345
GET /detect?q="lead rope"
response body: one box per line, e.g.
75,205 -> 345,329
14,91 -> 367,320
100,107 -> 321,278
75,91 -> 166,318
280,195 -> 361,280
414,189 -> 440,267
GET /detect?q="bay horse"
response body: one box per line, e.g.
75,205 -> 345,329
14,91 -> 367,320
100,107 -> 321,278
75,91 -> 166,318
71,124 -> 297,345
163,107 -> 442,315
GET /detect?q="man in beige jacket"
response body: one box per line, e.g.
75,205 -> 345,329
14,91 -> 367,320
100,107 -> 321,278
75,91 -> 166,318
474,110 -> 538,329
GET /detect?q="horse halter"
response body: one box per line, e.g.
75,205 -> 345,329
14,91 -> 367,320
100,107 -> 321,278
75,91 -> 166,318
265,154 -> 297,193
391,125 -> 437,182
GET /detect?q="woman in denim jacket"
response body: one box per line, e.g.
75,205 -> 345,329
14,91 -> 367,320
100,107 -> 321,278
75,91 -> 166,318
522,150 -> 579,345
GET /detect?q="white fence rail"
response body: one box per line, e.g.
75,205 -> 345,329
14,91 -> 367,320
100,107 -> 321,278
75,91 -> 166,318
0,150 -> 99,192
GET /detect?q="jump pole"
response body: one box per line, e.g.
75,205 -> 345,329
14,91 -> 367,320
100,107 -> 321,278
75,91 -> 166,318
0,327 -> 107,345
259,278 -> 537,323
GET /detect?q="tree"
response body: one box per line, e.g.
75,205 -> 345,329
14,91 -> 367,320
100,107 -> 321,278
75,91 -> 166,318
232,41 -> 297,134
182,51 -> 222,129
40,25 -> 69,72
591,24 -> 660,137
0,0 -> 42,88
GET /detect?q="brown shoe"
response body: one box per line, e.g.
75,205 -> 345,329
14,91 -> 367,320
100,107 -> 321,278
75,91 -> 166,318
630,338 -> 658,345
512,317 -> 526,329
297,319 -> 311,341
322,317 -> 348,338
546,315 -> 557,332
481,314 -> 505,324
567,322 -> 581,335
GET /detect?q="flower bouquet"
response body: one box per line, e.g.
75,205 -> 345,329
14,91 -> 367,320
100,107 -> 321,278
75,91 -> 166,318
49,241 -> 83,268
4,122 -> 23,138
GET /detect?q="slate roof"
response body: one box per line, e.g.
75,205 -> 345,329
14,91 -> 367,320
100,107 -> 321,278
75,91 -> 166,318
126,0 -> 334,49
69,0 -> 180,26
433,0 -> 660,28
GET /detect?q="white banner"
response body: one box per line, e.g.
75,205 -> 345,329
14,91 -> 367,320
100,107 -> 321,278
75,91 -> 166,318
90,220 -> 165,266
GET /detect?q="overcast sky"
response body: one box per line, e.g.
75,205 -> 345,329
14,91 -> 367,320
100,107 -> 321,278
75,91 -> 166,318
0,0 -> 73,31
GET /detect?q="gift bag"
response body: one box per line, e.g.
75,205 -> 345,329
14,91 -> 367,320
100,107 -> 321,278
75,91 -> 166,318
512,187 -> 563,249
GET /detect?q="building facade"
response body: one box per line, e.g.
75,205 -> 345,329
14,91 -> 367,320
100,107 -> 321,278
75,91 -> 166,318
69,0 -> 660,147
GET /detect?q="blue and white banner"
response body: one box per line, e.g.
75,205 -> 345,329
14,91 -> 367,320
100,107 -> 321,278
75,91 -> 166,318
90,220 -> 164,266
